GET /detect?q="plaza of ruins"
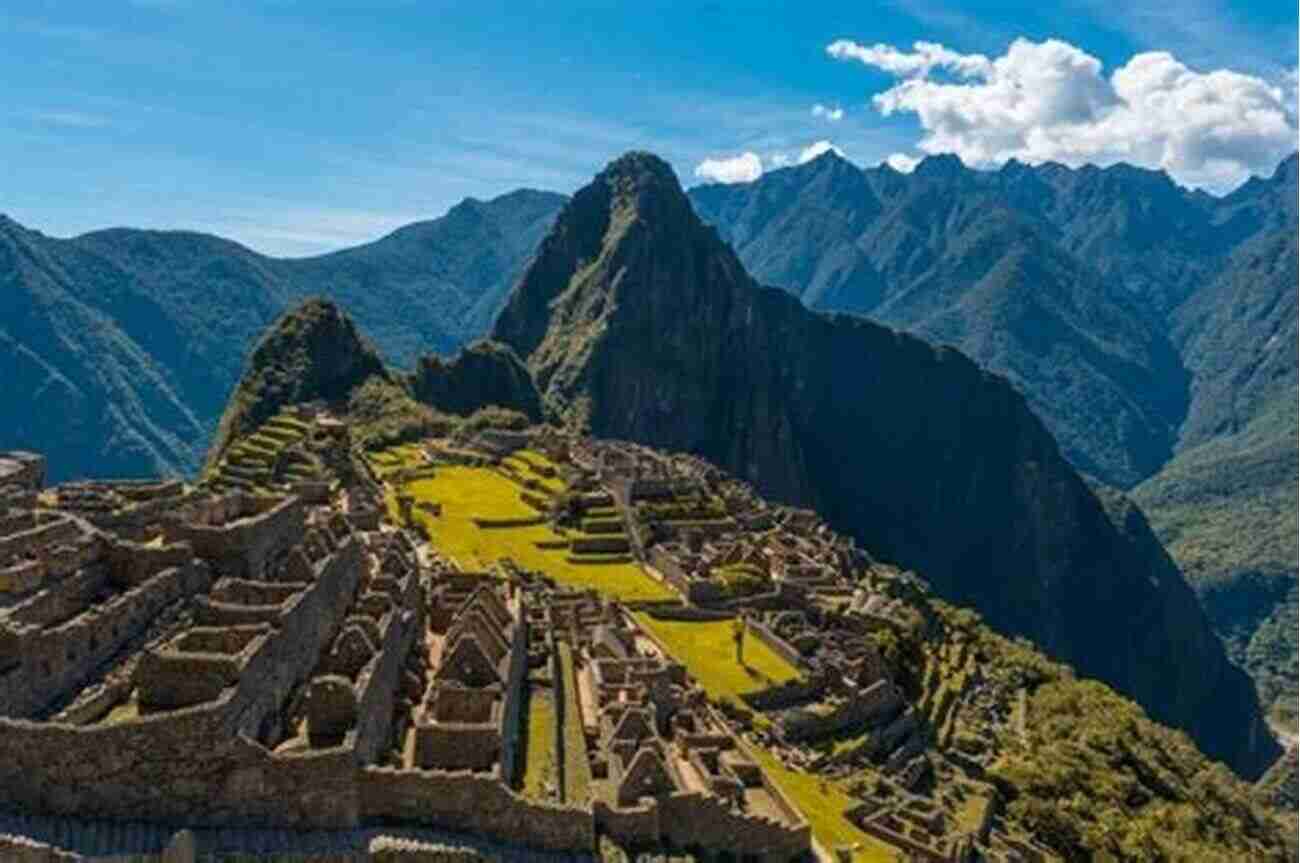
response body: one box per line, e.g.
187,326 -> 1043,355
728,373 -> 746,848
0,408 -> 1056,863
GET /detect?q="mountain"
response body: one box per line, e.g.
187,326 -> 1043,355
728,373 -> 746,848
690,152 -> 1190,487
207,298 -> 390,463
689,149 -> 1299,729
1133,160 -> 1300,727
493,151 -> 1278,778
0,190 -> 565,482
410,339 -> 543,421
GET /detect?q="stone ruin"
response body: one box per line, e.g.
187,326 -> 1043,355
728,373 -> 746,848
0,448 -> 815,862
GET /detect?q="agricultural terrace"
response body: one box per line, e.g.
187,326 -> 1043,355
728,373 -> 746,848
397,462 -> 675,602
366,443 -> 427,479
746,745 -> 899,863
631,614 -> 801,705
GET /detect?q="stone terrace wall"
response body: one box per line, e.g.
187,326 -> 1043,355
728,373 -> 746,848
0,538 -> 362,824
164,496 -> 304,581
359,768 -> 595,852
0,559 -> 210,718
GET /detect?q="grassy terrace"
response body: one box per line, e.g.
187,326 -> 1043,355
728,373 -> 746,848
209,412 -> 313,492
746,746 -> 898,862
631,614 -> 801,705
521,689 -> 558,800
630,617 -> 902,860
397,463 -> 674,602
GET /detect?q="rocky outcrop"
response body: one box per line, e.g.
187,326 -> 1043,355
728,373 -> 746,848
409,341 -> 543,421
492,151 -> 1279,778
207,299 -> 389,466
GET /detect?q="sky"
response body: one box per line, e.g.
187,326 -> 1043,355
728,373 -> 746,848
1,1 -> 1296,256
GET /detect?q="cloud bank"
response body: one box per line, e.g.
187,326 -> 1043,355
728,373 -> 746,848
829,37 -> 1297,192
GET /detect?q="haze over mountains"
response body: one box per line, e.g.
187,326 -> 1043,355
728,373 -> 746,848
1,148 -> 1295,748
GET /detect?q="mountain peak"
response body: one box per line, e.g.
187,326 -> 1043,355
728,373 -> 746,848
913,152 -> 967,179
594,151 -> 693,220
206,297 -> 388,466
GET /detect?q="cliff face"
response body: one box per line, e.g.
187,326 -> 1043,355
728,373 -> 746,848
409,340 -> 543,421
492,151 -> 1278,777
207,298 -> 389,465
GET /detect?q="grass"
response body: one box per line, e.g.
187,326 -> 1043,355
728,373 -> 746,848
521,689 -> 558,800
557,643 -> 593,804
631,615 -> 801,704
746,745 -> 899,862
401,466 -> 675,602
504,449 -> 565,494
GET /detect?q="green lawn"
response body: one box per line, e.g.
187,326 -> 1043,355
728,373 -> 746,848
521,689 -> 558,800
747,745 -> 900,862
631,615 -> 801,704
402,466 -> 675,602
557,643 -> 593,804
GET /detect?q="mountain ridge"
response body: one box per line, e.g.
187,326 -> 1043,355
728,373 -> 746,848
492,150 -> 1278,778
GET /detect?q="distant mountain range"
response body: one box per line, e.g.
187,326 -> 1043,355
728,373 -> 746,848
0,189 -> 564,480
1,149 -> 1294,733
687,150 -> 1299,730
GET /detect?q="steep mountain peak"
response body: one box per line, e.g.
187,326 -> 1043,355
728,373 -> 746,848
594,150 -> 695,226
491,150 -> 733,383
913,152 -> 967,179
206,297 -> 388,466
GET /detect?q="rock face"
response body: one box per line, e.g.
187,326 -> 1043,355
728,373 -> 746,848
409,341 -> 543,421
493,151 -> 1278,777
208,299 -> 389,464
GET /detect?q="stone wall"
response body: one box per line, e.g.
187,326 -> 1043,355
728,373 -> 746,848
359,767 -> 595,852
774,679 -> 903,743
164,495 -> 304,581
0,536 -> 362,824
0,559 -> 211,718
745,619 -> 810,671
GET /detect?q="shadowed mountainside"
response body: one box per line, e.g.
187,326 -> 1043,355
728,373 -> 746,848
493,151 -> 1279,778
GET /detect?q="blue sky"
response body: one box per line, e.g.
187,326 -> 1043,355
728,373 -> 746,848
2,1 -> 1296,255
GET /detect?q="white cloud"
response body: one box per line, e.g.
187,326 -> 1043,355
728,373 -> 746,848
693,151 -> 764,183
827,39 -> 992,79
885,152 -> 921,173
797,140 -> 843,163
829,36 -> 1298,192
811,103 -> 844,122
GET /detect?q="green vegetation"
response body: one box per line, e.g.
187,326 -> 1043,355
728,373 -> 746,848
521,689 -> 558,800
208,298 -> 389,466
1134,399 -> 1299,730
348,376 -> 454,451
206,411 -> 316,492
745,745 -> 898,862
931,603 -> 1294,862
631,614 -> 800,704
556,643 -> 592,804
399,465 -> 673,601
713,562 -> 768,598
